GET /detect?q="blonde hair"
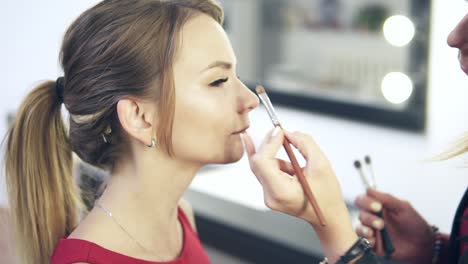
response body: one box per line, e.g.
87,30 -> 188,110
5,82 -> 81,263
437,132 -> 468,160
4,1 -> 223,263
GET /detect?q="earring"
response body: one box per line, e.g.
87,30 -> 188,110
147,138 -> 157,148
102,126 -> 112,144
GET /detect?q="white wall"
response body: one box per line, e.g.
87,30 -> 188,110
0,0 -> 101,204
0,0 -> 467,233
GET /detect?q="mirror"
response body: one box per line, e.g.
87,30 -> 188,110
220,0 -> 430,131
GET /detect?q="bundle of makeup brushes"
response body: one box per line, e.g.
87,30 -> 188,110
354,156 -> 395,259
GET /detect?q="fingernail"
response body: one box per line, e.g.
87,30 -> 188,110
362,226 -> 369,235
372,219 -> 383,229
370,202 -> 382,212
239,133 -> 246,147
271,127 -> 281,138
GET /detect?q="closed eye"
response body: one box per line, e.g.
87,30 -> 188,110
209,77 -> 229,87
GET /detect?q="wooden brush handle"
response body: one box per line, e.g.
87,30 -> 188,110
374,211 -> 395,258
282,137 -> 326,226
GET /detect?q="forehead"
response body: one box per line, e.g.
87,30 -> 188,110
174,14 -> 236,73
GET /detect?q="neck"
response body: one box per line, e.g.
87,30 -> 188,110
97,149 -> 201,253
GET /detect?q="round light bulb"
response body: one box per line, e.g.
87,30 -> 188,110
383,15 -> 415,47
381,72 -> 413,104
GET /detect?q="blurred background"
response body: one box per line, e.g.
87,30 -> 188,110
221,0 -> 429,132
223,0 -> 417,109
1,0 -> 468,263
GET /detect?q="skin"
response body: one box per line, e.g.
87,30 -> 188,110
71,4 -> 468,263
242,129 -> 359,263
354,189 -> 434,264
354,11 -> 468,264
69,13 -> 259,262
70,12 -> 358,264
448,12 -> 468,75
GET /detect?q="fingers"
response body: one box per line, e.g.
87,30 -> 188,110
367,188 -> 407,212
354,195 -> 383,213
277,159 -> 295,175
278,160 -> 294,175
256,127 -> 284,158
368,237 -> 376,248
358,211 -> 385,231
356,225 -> 383,253
240,132 -> 256,157
244,128 -> 289,189
284,131 -> 321,161
284,131 -> 332,173
355,225 -> 375,240
374,230 -> 384,255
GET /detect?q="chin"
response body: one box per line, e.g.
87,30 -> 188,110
203,137 -> 245,164
216,144 -> 245,164
229,149 -> 244,163
215,150 -> 243,164
229,140 -> 246,162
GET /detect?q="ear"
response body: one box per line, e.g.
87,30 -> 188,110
116,98 -> 157,147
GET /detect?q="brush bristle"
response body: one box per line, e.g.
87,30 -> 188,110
364,156 -> 371,164
256,85 -> 266,94
354,160 -> 361,169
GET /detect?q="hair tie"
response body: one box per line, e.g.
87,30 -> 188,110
55,77 -> 65,103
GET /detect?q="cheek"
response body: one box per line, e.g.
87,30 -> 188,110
170,93 -> 235,161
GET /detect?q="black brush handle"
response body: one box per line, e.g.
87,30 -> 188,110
375,211 -> 395,258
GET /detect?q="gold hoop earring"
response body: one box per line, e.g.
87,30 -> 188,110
147,138 -> 157,148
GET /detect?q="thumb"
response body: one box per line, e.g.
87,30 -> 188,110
367,188 -> 406,212
256,127 -> 284,158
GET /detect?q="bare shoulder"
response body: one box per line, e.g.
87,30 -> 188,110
178,198 -> 197,233
67,209 -> 123,251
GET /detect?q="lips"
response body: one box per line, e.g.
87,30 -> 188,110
460,60 -> 468,75
459,52 -> 468,75
232,126 -> 250,134
461,64 -> 468,75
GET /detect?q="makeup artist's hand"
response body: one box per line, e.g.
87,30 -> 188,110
354,189 -> 434,264
242,127 -> 359,263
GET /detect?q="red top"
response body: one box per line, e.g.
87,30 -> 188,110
459,207 -> 468,256
51,208 -> 210,264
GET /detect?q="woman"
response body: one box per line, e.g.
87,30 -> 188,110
4,0 -> 361,263
353,12 -> 468,264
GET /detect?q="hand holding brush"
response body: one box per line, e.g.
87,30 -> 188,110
354,159 -> 395,259
353,156 -> 435,263
354,187 -> 436,264
241,85 -> 362,263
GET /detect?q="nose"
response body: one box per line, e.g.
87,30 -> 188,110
447,13 -> 468,48
237,80 -> 260,114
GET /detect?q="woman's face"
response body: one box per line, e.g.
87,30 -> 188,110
448,12 -> 468,75
170,14 -> 259,165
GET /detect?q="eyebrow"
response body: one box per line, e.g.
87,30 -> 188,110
201,61 -> 233,73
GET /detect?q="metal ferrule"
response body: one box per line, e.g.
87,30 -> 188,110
258,93 -> 281,127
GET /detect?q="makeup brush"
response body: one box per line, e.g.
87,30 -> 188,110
353,158 -> 395,258
353,161 -> 371,189
255,85 -> 326,226
364,156 -> 377,189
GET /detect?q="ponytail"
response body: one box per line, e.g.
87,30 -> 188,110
436,132 -> 468,161
4,80 -> 81,264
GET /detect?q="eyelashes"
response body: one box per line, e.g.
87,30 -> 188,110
209,77 -> 229,87
208,76 -> 241,87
